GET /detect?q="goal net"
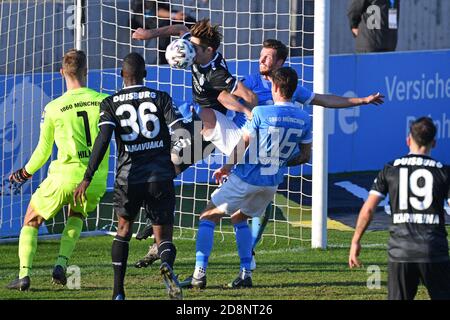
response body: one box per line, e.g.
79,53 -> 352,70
0,0 -> 317,245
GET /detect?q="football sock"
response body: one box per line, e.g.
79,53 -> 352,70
193,266 -> 207,280
18,226 -> 38,279
251,216 -> 261,249
252,211 -> 270,250
234,221 -> 253,272
194,220 -> 216,277
111,235 -> 129,298
56,216 -> 83,268
158,240 -> 176,268
240,269 -> 252,280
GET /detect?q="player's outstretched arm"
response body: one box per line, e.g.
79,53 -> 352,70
132,24 -> 190,41
312,92 -> 384,108
349,194 -> 381,268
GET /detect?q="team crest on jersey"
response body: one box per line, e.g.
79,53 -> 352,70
40,110 -> 46,123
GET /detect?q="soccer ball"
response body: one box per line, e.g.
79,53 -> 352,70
165,39 -> 196,69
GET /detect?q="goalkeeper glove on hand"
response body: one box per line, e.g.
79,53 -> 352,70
9,167 -> 32,184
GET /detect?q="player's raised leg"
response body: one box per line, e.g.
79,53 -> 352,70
200,106 -> 247,157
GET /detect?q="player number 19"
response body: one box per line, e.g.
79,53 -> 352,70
399,168 -> 433,211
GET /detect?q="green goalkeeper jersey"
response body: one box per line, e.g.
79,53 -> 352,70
25,87 -> 109,183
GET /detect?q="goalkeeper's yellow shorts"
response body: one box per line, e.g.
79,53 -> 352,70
30,175 -> 106,220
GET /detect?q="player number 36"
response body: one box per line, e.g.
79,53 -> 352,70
115,102 -> 160,141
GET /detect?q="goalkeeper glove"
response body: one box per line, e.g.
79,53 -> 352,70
9,167 -> 32,184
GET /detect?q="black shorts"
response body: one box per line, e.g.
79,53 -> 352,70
113,180 -> 175,225
388,261 -> 450,300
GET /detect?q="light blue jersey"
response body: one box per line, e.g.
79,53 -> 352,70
233,102 -> 312,187
230,73 -> 315,128
243,73 -> 315,106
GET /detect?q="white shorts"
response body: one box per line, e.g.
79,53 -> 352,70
210,174 -> 277,218
203,109 -> 243,156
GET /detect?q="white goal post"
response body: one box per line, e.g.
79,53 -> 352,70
312,0 -> 330,249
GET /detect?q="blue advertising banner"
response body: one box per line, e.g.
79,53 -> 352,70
328,50 -> 450,172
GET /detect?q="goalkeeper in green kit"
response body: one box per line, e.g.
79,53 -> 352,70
6,49 -> 109,291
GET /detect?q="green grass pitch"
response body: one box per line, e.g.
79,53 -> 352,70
0,226 -> 435,300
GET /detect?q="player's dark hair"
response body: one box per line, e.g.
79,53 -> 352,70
190,19 -> 222,51
410,117 -> 437,147
270,67 -> 298,99
62,49 -> 87,79
122,52 -> 147,82
263,39 -> 288,63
